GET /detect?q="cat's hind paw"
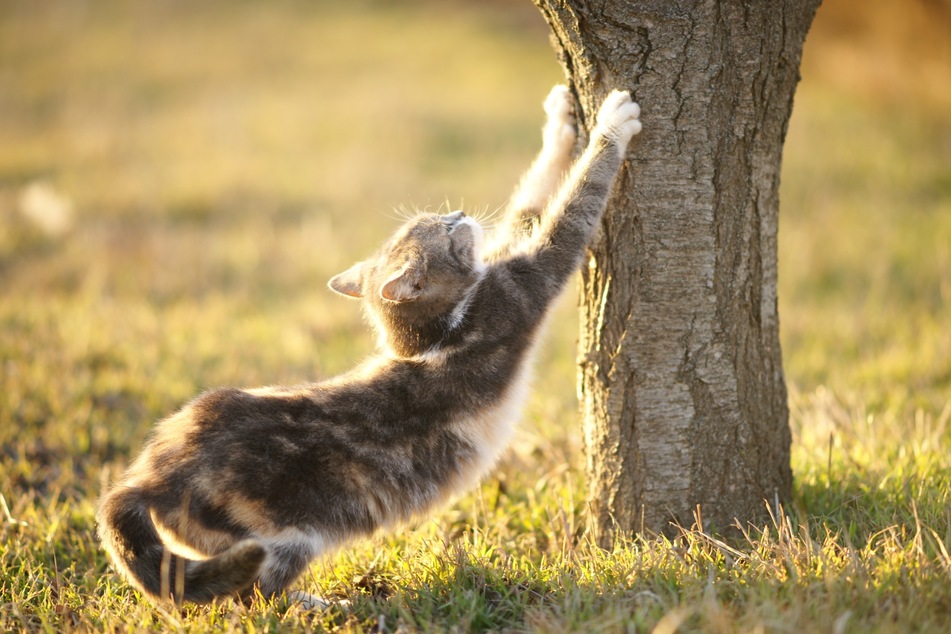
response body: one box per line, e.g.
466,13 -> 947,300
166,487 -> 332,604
593,89 -> 642,158
285,590 -> 351,612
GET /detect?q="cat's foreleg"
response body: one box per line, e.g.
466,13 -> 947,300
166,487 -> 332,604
509,85 -> 577,216
483,85 -> 577,260
521,90 -> 641,295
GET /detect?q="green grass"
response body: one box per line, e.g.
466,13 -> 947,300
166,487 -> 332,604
2,0 -> 951,631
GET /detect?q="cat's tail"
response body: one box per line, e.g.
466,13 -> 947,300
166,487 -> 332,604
97,485 -> 266,604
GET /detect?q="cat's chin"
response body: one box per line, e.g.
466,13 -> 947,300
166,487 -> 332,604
453,216 -> 486,273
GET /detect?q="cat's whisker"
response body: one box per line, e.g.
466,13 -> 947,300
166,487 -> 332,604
382,209 -> 410,223
397,204 -> 420,221
473,202 -> 506,225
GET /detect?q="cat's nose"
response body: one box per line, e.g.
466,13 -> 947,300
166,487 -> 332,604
442,210 -> 465,224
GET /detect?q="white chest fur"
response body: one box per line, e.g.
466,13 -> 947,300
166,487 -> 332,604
448,354 -> 534,495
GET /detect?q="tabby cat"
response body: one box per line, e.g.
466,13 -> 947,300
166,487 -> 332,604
97,86 -> 641,607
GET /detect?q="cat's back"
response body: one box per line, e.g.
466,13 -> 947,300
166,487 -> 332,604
136,264 -> 541,456
118,266 -> 544,535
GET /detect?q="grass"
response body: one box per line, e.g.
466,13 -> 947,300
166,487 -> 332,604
1,0 -> 950,631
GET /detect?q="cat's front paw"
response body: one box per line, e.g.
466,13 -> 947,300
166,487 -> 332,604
544,85 -> 574,126
542,84 -> 577,154
593,89 -> 642,158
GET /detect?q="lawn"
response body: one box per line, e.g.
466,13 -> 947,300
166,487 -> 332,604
1,0 -> 950,631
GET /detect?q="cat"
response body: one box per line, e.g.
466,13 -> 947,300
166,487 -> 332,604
97,85 -> 641,607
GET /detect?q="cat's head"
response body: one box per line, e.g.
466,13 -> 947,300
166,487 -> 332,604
328,210 -> 485,353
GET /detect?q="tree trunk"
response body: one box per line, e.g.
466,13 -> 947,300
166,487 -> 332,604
533,0 -> 821,545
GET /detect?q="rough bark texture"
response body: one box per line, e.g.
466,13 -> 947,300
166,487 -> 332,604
532,0 -> 821,545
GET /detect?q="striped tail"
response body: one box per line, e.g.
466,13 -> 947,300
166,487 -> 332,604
97,486 -> 265,604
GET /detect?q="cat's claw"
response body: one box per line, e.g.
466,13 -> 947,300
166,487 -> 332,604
593,89 -> 642,158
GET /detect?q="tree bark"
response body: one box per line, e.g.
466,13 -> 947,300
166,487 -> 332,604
532,0 -> 821,545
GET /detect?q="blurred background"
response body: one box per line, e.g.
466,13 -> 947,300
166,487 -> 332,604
0,0 -> 949,486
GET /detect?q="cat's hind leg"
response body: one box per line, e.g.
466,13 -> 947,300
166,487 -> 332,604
256,540 -> 313,596
254,533 -> 346,611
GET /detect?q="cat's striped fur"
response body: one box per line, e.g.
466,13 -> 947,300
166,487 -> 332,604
97,86 -> 641,606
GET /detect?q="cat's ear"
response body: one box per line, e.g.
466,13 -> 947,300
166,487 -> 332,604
380,264 -> 424,303
328,262 -> 365,298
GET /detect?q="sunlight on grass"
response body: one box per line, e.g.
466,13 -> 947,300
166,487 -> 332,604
1,0 -> 950,631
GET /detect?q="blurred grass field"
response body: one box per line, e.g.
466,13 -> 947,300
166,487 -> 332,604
1,0 -> 950,631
